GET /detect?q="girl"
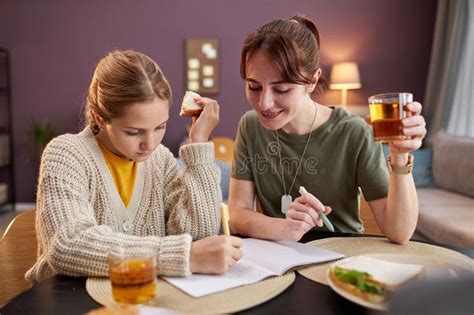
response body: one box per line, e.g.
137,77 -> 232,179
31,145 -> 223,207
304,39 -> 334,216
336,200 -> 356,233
27,50 -> 242,282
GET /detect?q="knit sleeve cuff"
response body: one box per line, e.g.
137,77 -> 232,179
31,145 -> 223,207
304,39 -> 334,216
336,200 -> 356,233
157,234 -> 192,277
179,142 -> 214,166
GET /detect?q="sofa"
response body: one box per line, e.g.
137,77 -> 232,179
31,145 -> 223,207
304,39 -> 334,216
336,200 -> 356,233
411,132 -> 474,249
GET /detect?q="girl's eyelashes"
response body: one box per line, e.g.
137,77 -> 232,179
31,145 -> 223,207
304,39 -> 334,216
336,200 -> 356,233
124,124 -> 166,136
126,131 -> 140,136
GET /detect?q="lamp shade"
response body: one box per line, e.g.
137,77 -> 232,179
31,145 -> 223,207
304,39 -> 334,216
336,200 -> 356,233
329,62 -> 361,90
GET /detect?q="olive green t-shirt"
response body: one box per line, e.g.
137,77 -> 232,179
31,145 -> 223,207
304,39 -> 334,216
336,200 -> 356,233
231,107 -> 388,233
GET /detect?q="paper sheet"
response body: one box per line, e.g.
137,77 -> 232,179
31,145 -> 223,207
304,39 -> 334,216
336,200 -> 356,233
163,238 -> 344,297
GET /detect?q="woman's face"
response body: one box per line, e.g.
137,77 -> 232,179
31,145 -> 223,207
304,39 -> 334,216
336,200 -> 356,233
245,50 -> 311,131
99,96 -> 169,162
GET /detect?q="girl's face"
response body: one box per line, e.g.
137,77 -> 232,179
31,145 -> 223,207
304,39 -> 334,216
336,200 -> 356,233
98,96 -> 169,162
245,50 -> 315,131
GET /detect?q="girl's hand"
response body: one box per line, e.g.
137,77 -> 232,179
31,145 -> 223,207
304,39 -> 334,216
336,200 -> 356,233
188,98 -> 220,143
190,235 -> 243,274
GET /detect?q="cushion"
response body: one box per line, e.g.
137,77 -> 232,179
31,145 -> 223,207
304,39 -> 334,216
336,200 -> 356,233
218,161 -> 231,202
176,158 -> 231,202
432,132 -> 474,197
382,146 -> 436,188
415,188 -> 474,248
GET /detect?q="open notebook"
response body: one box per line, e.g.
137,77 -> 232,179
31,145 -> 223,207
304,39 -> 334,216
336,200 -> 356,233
163,238 -> 344,297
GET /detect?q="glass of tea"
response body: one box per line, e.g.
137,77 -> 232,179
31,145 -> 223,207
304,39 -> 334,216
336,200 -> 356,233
368,92 -> 413,142
108,244 -> 157,304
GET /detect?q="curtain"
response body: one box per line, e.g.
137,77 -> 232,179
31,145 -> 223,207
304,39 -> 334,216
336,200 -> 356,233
424,0 -> 473,142
446,1 -> 474,137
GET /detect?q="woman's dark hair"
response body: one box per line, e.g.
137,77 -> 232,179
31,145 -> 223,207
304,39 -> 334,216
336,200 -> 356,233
240,15 -> 326,94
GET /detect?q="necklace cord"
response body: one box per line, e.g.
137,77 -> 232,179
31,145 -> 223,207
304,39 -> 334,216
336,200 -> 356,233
276,103 -> 318,196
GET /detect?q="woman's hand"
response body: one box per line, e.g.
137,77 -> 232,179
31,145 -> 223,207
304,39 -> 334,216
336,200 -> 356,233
388,102 -> 427,162
188,97 -> 220,143
365,102 -> 427,164
283,193 -> 332,241
189,235 -> 243,274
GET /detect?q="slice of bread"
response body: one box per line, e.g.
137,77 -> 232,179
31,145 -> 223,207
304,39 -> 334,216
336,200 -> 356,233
180,91 -> 202,117
328,268 -> 387,303
334,256 -> 425,291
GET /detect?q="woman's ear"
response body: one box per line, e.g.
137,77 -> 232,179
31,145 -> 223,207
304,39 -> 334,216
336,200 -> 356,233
307,68 -> 322,93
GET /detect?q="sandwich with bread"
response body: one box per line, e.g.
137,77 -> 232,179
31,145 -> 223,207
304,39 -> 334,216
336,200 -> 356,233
328,256 -> 425,304
180,91 -> 203,117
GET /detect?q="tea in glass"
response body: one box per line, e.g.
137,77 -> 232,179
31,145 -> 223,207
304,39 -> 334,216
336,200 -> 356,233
368,93 -> 413,142
108,245 -> 157,304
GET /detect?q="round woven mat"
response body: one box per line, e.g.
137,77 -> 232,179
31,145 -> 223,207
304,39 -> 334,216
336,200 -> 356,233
86,272 -> 295,314
298,237 -> 474,285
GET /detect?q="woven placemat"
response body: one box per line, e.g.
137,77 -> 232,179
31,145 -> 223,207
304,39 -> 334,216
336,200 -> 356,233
86,272 -> 295,314
297,237 -> 474,285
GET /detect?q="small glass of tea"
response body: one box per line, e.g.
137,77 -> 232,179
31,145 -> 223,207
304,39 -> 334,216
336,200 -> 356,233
368,92 -> 413,143
108,244 -> 157,304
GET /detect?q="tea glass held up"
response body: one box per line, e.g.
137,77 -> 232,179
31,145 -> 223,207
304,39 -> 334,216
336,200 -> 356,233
368,93 -> 413,143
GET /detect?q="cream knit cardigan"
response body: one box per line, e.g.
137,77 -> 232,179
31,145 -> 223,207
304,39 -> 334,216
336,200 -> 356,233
26,127 -> 221,283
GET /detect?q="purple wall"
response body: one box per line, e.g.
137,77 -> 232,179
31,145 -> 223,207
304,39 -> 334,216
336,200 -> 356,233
0,0 -> 437,202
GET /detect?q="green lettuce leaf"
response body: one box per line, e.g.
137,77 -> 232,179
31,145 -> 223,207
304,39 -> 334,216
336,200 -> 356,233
334,266 -> 386,296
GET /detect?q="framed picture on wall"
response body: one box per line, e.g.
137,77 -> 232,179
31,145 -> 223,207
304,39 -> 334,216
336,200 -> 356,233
185,38 -> 219,94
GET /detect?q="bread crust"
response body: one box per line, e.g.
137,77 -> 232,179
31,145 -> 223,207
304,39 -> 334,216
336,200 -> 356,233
329,268 -> 388,304
179,108 -> 203,117
180,91 -> 203,117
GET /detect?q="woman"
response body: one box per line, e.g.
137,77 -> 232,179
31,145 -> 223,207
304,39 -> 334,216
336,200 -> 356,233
27,50 -> 242,282
228,16 -> 426,244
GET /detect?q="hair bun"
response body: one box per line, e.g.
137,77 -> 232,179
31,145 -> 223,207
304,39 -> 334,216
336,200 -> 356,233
289,15 -> 320,48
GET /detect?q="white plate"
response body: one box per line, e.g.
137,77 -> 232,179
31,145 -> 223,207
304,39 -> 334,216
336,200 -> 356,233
325,253 -> 468,311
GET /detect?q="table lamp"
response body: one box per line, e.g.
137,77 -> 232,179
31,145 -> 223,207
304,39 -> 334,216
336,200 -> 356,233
329,62 -> 361,107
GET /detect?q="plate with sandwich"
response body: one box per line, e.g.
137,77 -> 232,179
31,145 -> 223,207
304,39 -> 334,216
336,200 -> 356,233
180,91 -> 203,117
326,254 -> 463,311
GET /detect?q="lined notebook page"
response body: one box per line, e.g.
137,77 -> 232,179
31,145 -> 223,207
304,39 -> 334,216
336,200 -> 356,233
163,258 -> 274,297
163,238 -> 344,297
242,238 -> 345,274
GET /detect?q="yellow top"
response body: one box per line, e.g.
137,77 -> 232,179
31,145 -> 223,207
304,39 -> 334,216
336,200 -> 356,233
98,142 -> 137,207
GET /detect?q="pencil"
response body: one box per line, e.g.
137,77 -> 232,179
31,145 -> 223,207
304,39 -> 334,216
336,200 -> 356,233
220,203 -> 230,236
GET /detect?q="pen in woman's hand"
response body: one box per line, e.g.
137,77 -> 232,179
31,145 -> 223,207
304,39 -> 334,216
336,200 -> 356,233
299,186 -> 335,232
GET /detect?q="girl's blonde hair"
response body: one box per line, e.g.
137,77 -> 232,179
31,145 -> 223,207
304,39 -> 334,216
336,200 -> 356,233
85,50 -> 172,130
